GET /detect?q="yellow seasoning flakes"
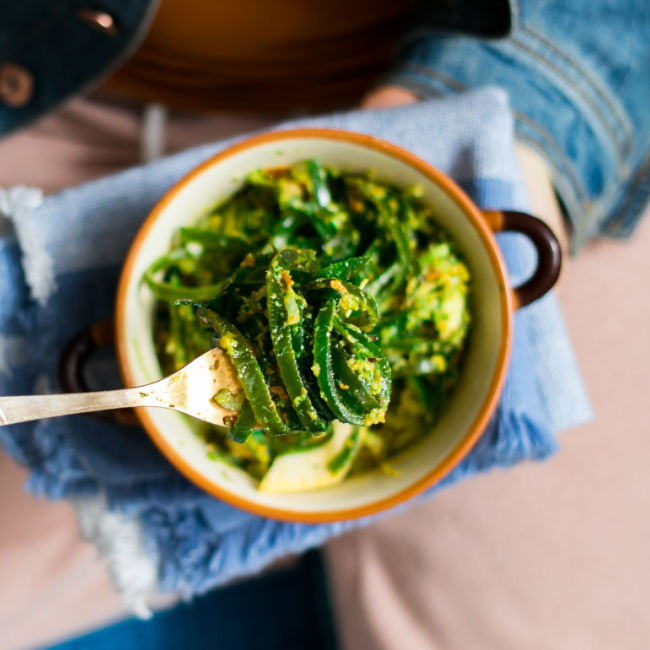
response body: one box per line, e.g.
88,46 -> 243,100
280,270 -> 294,289
240,252 -> 255,268
329,279 -> 348,294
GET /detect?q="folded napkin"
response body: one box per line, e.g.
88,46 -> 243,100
0,88 -> 591,614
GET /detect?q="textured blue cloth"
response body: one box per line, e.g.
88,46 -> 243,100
0,88 -> 591,597
391,1 -> 650,246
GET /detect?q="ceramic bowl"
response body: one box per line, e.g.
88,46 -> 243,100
115,129 -> 561,522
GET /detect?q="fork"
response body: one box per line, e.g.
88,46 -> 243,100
0,348 -> 243,427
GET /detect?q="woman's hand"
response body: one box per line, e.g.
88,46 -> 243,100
361,85 -> 418,109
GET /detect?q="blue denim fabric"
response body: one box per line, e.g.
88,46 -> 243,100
0,0 -> 157,135
389,0 -> 650,248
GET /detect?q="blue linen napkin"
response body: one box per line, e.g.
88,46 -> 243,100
0,88 -> 591,604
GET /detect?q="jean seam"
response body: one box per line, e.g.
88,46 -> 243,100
399,62 -> 467,93
512,114 -> 587,224
513,113 -> 585,201
520,24 -> 633,152
395,63 -> 588,207
606,147 -> 650,234
513,133 -> 581,216
503,37 -> 627,165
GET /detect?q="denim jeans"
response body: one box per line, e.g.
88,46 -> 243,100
390,0 -> 650,248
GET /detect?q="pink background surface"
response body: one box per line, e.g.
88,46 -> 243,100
0,98 -> 648,649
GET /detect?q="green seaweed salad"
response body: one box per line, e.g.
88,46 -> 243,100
145,160 -> 471,492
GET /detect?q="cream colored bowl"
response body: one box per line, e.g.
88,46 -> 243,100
116,129 -> 560,523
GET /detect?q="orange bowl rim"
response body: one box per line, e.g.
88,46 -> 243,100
115,127 -> 514,523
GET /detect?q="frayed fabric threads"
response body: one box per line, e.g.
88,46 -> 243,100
74,494 -> 159,619
0,185 -> 43,218
0,185 -> 55,306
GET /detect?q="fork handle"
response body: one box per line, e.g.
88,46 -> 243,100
0,387 -> 159,426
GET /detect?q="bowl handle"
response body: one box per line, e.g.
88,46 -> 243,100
59,318 -> 138,425
481,210 -> 562,308
59,212 -> 559,411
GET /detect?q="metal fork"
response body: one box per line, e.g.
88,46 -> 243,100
0,348 -> 243,427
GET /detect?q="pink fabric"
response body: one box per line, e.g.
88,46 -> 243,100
0,94 -> 273,192
1,96 -> 649,649
326,215 -> 650,650
0,454 -> 125,649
